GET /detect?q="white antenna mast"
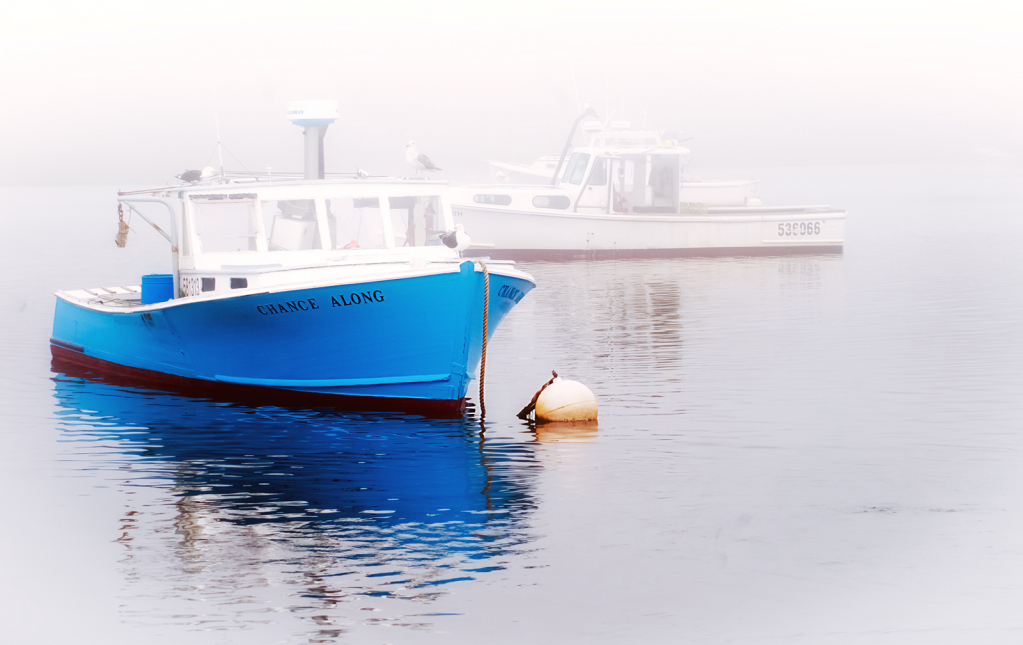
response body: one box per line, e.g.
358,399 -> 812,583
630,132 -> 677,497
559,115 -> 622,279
207,65 -> 225,183
569,56 -> 581,114
215,111 -> 225,182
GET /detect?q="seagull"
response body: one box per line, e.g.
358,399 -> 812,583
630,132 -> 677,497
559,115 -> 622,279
176,169 -> 202,183
406,141 -> 441,176
439,223 -> 471,251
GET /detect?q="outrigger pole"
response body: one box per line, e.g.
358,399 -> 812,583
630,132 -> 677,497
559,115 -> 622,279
550,106 -> 598,187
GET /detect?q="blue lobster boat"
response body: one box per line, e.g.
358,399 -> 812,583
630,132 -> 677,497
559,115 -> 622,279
50,102 -> 535,417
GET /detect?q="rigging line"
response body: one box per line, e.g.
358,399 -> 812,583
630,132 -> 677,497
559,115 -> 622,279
218,141 -> 261,179
203,143 -> 220,170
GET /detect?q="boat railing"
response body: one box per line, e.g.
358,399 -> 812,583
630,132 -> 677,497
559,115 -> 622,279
118,197 -> 180,298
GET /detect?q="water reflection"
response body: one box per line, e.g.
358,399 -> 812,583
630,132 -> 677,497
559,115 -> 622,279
51,360 -> 539,636
533,421 -> 599,443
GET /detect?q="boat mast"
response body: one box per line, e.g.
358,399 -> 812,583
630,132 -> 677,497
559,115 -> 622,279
215,111 -> 225,182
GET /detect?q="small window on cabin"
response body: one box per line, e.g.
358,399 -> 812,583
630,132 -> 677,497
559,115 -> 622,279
587,158 -> 608,186
326,197 -> 386,250
560,153 -> 579,183
262,199 -> 319,251
566,153 -> 591,185
389,196 -> 442,247
532,195 -> 571,210
473,194 -> 512,206
192,199 -> 258,253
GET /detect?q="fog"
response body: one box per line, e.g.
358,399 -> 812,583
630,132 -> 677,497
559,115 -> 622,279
2,0 -> 1021,186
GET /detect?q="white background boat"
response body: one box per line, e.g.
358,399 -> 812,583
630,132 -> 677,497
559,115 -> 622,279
489,124 -> 761,207
454,141 -> 845,258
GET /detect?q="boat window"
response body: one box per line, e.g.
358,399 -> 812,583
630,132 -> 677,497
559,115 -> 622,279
622,159 -> 636,193
473,194 -> 512,206
587,158 -> 608,186
262,199 -> 320,251
647,154 -> 680,209
327,197 -> 386,250
560,153 -> 578,184
566,153 -> 591,185
612,154 -> 680,214
389,196 -> 442,247
192,199 -> 258,253
532,195 -> 570,210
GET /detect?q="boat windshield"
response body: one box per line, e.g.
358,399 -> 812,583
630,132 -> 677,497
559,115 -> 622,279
192,197 -> 259,253
188,188 -> 450,255
262,199 -> 318,251
565,153 -> 591,185
389,196 -> 443,247
611,154 -> 680,214
327,197 -> 386,250
587,157 -> 608,186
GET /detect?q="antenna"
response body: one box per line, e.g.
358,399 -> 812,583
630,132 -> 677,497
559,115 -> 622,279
207,65 -> 225,183
569,56 -> 581,114
215,111 -> 225,181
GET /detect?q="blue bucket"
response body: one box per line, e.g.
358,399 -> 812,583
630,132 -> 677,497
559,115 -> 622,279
141,274 -> 174,304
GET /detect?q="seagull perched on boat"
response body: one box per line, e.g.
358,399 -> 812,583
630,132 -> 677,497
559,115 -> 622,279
439,224 -> 470,251
406,141 -> 441,176
176,169 -> 202,183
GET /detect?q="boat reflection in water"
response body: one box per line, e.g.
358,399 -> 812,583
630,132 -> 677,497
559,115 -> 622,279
51,357 -> 539,632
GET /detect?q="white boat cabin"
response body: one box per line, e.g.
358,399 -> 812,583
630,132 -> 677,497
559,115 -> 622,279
470,145 -> 687,216
119,179 -> 461,299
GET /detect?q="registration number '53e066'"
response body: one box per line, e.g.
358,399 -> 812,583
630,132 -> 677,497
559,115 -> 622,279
779,221 -> 822,236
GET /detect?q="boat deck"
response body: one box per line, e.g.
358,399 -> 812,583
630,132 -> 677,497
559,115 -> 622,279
60,286 -> 142,308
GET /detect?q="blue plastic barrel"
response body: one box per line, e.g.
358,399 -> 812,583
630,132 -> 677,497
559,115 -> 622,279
141,274 -> 174,304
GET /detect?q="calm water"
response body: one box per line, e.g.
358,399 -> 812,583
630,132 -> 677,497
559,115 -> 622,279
2,165 -> 1023,644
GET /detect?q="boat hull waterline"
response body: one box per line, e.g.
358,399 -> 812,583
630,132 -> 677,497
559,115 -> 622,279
51,261 -> 533,417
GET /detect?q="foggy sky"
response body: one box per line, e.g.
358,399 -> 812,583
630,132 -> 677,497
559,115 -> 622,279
1,0 -> 1021,186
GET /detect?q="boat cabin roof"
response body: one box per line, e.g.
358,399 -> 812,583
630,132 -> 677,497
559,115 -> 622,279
570,144 -> 691,157
120,176 -> 449,199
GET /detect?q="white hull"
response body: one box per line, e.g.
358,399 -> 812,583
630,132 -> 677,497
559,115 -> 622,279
453,204 -> 845,256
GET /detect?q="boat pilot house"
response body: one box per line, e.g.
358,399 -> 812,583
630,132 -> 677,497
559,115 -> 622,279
183,184 -> 447,296
559,148 -> 681,214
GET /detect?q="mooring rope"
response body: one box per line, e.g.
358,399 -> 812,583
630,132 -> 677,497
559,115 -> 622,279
517,370 -> 559,419
475,260 -> 490,419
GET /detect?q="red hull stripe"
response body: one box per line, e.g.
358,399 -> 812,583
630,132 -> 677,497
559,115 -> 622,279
49,344 -> 467,419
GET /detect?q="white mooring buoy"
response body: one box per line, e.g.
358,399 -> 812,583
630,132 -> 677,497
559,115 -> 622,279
534,377 -> 598,423
517,371 -> 598,423
536,378 -> 597,423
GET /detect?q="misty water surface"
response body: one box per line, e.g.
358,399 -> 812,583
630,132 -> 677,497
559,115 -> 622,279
2,164 -> 1023,643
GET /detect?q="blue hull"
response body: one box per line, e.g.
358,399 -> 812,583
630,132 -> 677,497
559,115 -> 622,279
51,261 -> 533,416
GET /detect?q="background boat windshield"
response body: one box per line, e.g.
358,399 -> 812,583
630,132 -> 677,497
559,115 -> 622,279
612,154 -> 680,214
565,153 -> 591,185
